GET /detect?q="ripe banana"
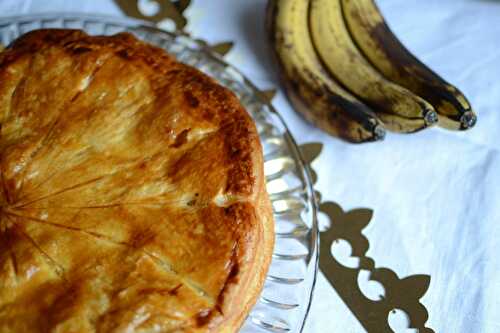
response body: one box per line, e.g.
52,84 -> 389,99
341,0 -> 476,130
309,0 -> 437,133
266,0 -> 385,142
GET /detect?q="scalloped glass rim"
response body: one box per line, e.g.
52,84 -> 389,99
0,13 -> 319,333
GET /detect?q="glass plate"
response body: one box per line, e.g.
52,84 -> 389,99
0,14 -> 319,333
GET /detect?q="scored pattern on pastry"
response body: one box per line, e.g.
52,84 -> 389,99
0,30 -> 266,332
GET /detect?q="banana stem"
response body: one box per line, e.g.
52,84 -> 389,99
460,111 -> 477,129
373,125 -> 386,140
424,110 -> 438,126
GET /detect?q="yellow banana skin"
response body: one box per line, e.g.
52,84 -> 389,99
309,0 -> 437,133
342,0 -> 476,130
266,0 -> 385,142
375,112 -> 434,134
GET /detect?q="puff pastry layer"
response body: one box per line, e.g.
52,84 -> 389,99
0,29 -> 274,333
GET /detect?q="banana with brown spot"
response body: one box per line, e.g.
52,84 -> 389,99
310,0 -> 438,133
342,0 -> 476,130
267,0 -> 385,142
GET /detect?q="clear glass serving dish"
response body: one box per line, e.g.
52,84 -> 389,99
0,14 -> 319,333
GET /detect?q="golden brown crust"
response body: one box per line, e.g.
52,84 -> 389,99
0,29 -> 274,333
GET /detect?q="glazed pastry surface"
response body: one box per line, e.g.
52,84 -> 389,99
0,29 -> 274,333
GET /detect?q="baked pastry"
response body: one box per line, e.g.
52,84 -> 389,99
0,29 -> 274,332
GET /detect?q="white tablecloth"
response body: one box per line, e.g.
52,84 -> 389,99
1,1 -> 499,332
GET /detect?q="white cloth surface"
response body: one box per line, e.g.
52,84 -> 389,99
1,0 -> 499,332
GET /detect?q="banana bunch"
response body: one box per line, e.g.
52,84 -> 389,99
266,0 -> 476,143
